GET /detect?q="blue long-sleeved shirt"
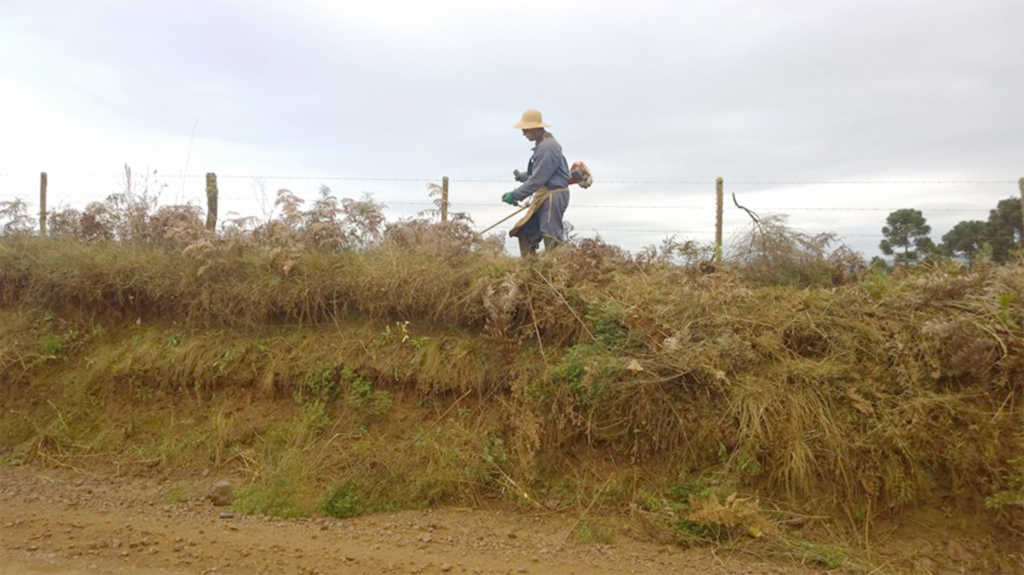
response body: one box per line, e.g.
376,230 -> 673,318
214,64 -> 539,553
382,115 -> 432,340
512,133 -> 570,202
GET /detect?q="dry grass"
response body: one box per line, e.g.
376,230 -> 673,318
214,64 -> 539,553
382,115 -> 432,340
2,190 -> 1022,570
2,235 -> 1022,509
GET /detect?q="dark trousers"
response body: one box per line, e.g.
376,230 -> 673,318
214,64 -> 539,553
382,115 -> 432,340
517,230 -> 562,256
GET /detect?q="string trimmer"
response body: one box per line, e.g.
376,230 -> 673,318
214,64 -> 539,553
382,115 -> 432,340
477,161 -> 592,236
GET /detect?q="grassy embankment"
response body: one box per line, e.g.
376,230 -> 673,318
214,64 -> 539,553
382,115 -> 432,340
1,223 -> 1022,571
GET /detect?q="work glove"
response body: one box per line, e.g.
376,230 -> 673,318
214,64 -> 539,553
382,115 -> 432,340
501,192 -> 518,205
513,169 -> 527,183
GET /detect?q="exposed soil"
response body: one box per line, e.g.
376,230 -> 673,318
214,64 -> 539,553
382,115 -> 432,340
0,464 -> 830,575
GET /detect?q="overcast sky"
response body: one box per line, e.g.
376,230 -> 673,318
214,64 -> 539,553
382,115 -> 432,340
1,0 -> 1022,257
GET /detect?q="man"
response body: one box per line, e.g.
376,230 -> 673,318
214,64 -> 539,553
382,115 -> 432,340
502,109 -> 570,256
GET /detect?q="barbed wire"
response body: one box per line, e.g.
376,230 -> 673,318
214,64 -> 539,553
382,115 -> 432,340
222,175 -> 435,182
0,173 -> 1017,185
32,194 -> 998,213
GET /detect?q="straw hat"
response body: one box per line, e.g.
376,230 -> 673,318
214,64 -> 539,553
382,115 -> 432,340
513,109 -> 550,129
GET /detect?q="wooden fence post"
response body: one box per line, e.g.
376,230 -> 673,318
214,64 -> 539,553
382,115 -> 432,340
441,176 -> 449,223
39,172 -> 47,236
205,173 -> 218,231
715,177 -> 723,263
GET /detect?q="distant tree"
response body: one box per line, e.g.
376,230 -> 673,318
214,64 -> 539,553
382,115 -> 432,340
986,197 -> 1022,263
879,208 -> 933,264
941,220 -> 989,260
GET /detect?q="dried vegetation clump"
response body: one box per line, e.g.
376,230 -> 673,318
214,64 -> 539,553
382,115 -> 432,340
1,183 -> 1022,559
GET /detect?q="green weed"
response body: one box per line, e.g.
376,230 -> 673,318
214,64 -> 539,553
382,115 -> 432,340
40,333 -> 67,356
0,448 -> 26,466
321,482 -> 364,518
232,475 -> 308,518
584,303 -> 628,347
574,520 -> 615,545
783,539 -> 848,569
551,344 -> 617,407
298,364 -> 338,404
996,291 -> 1021,330
342,367 -> 392,419
665,474 -> 735,542
482,435 -> 508,466
265,401 -> 331,450
860,268 -> 890,299
986,455 -> 1024,508
667,474 -> 727,503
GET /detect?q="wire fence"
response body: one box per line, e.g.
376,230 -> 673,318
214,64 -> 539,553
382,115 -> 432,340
1,172 -> 1021,255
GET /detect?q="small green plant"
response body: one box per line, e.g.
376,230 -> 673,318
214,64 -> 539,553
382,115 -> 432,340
212,349 -> 233,375
232,475 -> 307,518
667,474 -> 726,503
373,320 -> 410,347
482,435 -> 508,467
551,344 -> 618,407
585,303 -> 628,347
632,489 -> 664,513
40,333 -> 67,356
996,291 -> 1017,309
274,400 -> 331,445
0,449 -> 27,466
372,321 -> 430,348
729,442 -> 763,477
785,539 -> 848,569
342,367 -> 392,419
673,518 -> 726,541
574,520 -> 615,545
298,365 -> 338,404
322,482 -> 364,518
861,269 -> 889,299
995,291 -> 1021,330
665,474 -> 737,542
986,455 -> 1024,509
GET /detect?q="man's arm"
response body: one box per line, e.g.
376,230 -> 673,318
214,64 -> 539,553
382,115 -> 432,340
512,144 -> 559,202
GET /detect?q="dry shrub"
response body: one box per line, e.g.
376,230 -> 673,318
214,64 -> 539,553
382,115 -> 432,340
146,205 -> 208,245
686,492 -> 775,537
384,214 -> 501,260
478,264 -> 527,340
558,236 -> 636,285
0,198 -> 35,236
727,212 -> 862,285
45,169 -> 206,247
48,202 -> 116,241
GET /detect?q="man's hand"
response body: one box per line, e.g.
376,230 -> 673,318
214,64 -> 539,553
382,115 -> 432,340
513,169 -> 527,183
501,192 -> 518,205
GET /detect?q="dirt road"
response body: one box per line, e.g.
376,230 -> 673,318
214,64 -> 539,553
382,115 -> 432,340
0,465 -> 827,575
